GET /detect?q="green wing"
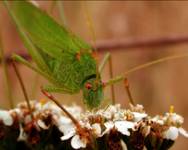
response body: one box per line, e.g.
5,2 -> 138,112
6,1 -> 97,93
8,1 -> 92,58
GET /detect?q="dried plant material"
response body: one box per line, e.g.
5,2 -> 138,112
0,101 -> 187,150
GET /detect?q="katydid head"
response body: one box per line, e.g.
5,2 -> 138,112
82,78 -> 103,109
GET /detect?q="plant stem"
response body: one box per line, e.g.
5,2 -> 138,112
12,60 -> 33,118
0,29 -> 14,108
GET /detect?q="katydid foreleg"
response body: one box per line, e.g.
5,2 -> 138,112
99,52 -> 115,104
105,53 -> 188,105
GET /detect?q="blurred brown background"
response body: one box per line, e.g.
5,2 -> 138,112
0,1 -> 188,149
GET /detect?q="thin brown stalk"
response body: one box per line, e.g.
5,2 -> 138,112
12,60 -> 33,118
0,30 -> 14,108
124,78 -> 135,105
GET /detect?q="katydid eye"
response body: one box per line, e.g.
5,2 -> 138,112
85,83 -> 92,89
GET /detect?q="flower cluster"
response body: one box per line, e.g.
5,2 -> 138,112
0,100 -> 187,150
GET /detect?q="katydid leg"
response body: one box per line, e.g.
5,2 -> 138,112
124,78 -> 135,105
12,54 -> 53,81
105,53 -> 188,105
42,85 -> 76,94
99,52 -> 110,73
106,52 -> 188,86
99,52 -> 115,104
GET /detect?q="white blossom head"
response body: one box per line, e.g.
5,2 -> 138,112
0,110 -> 13,126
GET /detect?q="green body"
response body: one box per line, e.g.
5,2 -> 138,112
6,1 -> 103,108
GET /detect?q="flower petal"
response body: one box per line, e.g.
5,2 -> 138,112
133,112 -> 147,122
58,116 -> 72,125
164,113 -> 184,125
61,130 -> 75,141
71,135 -> 87,149
0,110 -> 13,126
164,126 -> 179,140
179,127 -> 188,138
59,123 -> 75,136
115,121 -> 135,136
37,119 -> 49,130
92,123 -> 101,136
103,121 -> 114,135
17,124 -> 27,141
120,140 -> 127,150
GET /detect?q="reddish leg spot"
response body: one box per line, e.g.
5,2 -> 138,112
76,52 -> 81,61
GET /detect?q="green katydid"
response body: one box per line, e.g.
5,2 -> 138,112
5,1 -> 188,109
5,1 -> 104,109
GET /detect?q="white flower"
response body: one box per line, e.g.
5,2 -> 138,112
163,126 -> 188,140
179,127 -> 188,138
92,123 -> 101,136
0,110 -> 13,126
98,104 -> 121,119
58,116 -> 76,139
164,127 -> 179,140
61,127 -> 87,149
60,122 -> 76,139
71,135 -> 87,149
44,102 -> 62,115
61,129 -> 76,141
65,105 -> 82,118
113,110 -> 125,121
142,126 -> 151,137
60,124 -> 88,149
163,113 -> 184,126
106,104 -> 121,113
37,119 -> 49,130
17,124 -> 27,141
132,112 -> 147,122
103,121 -> 114,135
152,115 -> 164,125
103,120 -> 135,136
101,111 -> 112,119
130,104 -> 145,112
120,140 -> 127,150
58,116 -> 72,125
115,120 -> 135,136
11,108 -> 24,120
24,115 -> 32,124
59,117 -> 88,149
